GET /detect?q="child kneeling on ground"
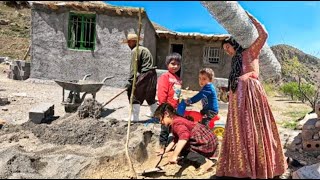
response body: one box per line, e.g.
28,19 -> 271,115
154,103 -> 218,175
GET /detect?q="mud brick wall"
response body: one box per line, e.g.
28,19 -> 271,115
7,60 -> 31,80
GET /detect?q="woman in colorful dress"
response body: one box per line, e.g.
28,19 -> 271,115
215,11 -> 287,179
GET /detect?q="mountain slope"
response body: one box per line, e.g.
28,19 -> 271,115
271,44 -> 320,85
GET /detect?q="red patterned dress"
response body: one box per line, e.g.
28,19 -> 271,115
171,116 -> 218,157
215,18 -> 288,178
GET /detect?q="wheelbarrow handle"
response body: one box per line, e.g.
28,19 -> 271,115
82,74 -> 92,80
101,76 -> 114,83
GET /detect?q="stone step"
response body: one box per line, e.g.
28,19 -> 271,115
29,103 -> 55,124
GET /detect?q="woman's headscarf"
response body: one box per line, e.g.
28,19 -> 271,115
223,36 -> 246,93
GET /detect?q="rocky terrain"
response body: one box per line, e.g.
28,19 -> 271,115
1,1 -> 320,179
271,44 -> 320,85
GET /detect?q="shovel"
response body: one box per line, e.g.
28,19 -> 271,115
101,88 -> 127,108
138,155 -> 184,176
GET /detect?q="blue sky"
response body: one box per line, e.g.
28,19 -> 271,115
106,1 -> 320,58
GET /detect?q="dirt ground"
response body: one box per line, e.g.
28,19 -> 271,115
0,63 -> 318,179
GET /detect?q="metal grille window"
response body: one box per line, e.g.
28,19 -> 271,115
68,12 -> 96,50
203,47 -> 220,64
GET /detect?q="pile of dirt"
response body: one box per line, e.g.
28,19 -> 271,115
0,113 -> 159,179
1,114 -> 140,148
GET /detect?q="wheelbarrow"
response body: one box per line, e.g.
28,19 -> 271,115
54,74 -> 113,113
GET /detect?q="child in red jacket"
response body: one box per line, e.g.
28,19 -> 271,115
157,53 -> 182,153
157,52 -> 182,108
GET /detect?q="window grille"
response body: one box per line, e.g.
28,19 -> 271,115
203,47 -> 220,64
68,12 -> 96,50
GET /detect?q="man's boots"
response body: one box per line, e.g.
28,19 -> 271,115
146,103 -> 158,117
125,104 -> 140,122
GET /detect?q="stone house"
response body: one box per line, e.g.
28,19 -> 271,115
155,30 -> 230,90
30,1 -> 157,87
30,1 -> 230,90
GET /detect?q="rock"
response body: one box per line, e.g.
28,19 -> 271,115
298,148 -> 303,153
292,162 -> 320,179
293,135 -> 302,145
299,113 -> 317,127
303,118 -> 318,130
315,102 -> 320,117
2,107 -> 8,111
296,124 -> 303,130
9,22 -> 18,27
313,134 -> 319,140
300,160 -> 308,166
287,144 -> 298,151
296,144 -> 303,150
0,119 -> 6,125
12,93 -> 27,97
317,155 -> 320,159
302,130 -> 315,140
0,19 -> 10,25
0,97 -> 9,105
315,120 -> 320,128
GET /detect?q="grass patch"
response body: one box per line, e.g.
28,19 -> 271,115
279,109 -> 309,130
279,120 -> 299,130
262,82 -> 278,97
281,110 -> 309,120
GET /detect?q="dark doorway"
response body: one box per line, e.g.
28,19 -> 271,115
170,44 -> 183,78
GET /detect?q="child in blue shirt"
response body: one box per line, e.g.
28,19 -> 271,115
185,68 -> 219,126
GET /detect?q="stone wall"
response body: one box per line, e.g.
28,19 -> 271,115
156,37 -> 231,91
30,8 -> 157,88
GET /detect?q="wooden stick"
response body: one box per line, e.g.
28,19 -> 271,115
125,7 -> 143,179
23,44 -> 31,60
101,88 -> 127,108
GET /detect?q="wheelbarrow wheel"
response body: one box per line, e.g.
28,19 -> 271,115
65,105 -> 79,113
213,127 -> 225,138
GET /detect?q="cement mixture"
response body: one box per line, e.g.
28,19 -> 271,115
0,113 -> 159,179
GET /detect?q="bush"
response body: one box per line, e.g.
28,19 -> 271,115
280,82 -> 317,102
280,82 -> 299,100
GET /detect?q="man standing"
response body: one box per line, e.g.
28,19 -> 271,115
123,33 -> 158,121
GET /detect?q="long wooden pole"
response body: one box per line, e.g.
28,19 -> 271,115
23,44 -> 31,60
125,8 -> 143,179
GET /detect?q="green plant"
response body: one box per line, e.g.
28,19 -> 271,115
262,82 -> 278,97
280,82 -> 299,100
280,120 -> 298,130
282,110 -> 310,120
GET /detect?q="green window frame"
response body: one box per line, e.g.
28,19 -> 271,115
68,12 -> 96,50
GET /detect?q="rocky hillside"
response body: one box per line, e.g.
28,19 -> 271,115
271,44 -> 320,85
0,1 -> 31,60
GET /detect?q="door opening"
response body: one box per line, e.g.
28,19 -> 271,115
170,44 -> 183,78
